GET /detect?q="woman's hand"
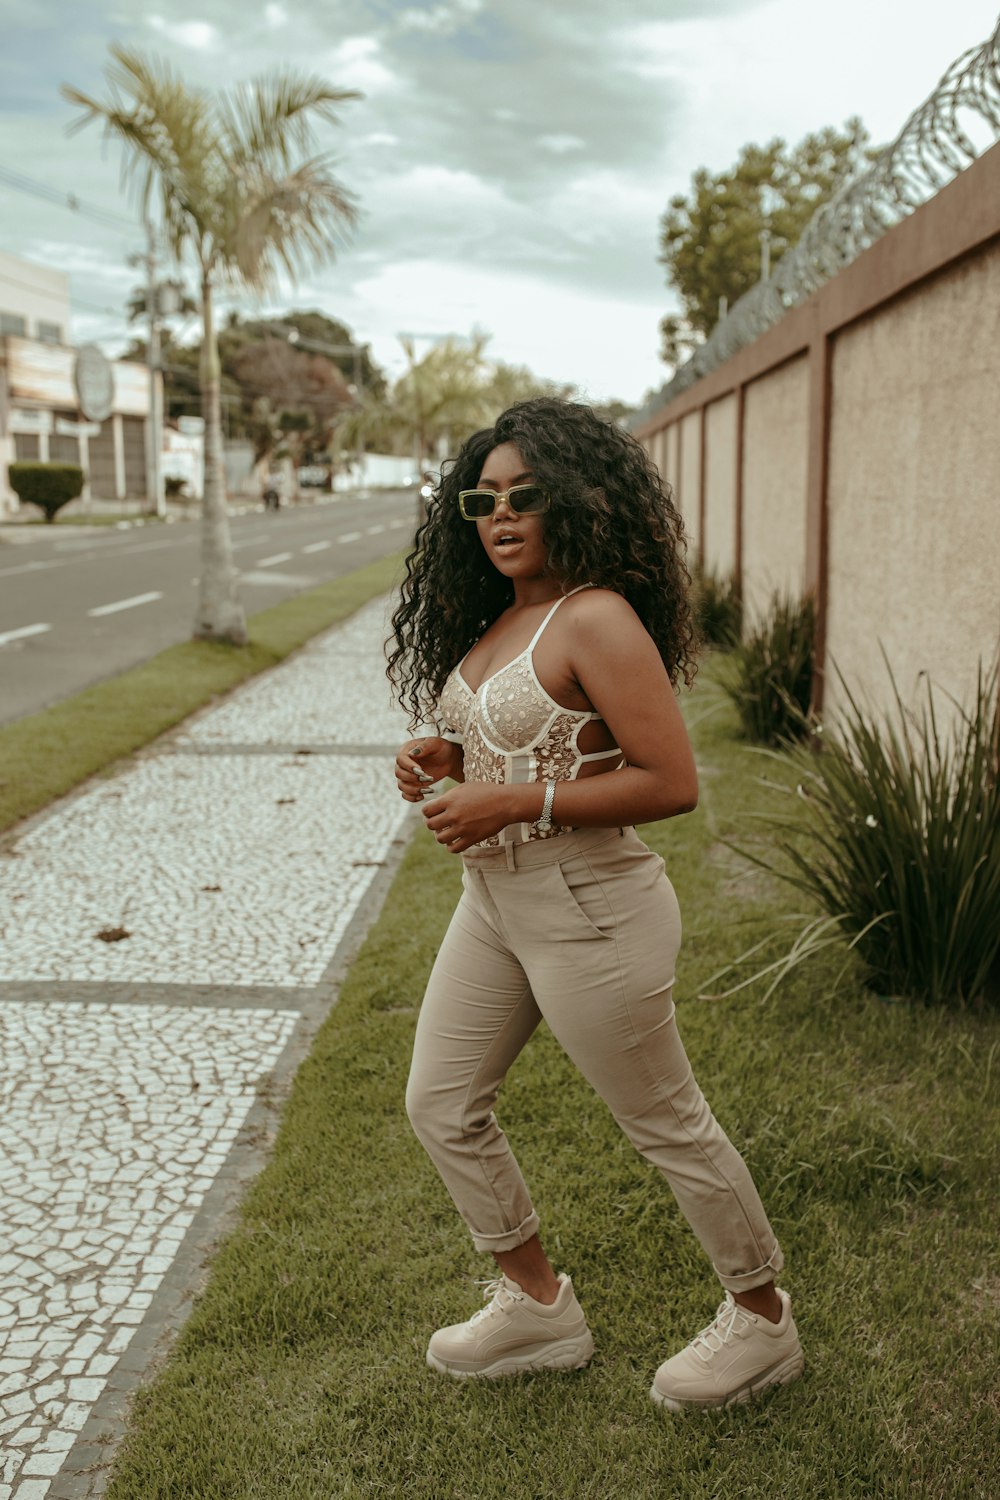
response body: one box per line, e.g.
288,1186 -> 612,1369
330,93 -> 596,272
394,736 -> 461,803
422,782 -> 513,852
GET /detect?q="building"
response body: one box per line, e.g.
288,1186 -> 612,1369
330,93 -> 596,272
0,250 -> 153,517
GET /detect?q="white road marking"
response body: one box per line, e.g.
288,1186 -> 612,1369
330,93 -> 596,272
256,552 -> 292,567
389,517 -> 410,529
239,570 -> 311,587
337,531 -> 363,543
0,558 -> 60,579
0,622 -> 52,647
366,524 -> 386,535
301,540 -> 332,554
87,591 -> 164,617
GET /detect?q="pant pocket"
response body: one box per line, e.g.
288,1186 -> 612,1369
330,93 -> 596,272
547,855 -> 616,940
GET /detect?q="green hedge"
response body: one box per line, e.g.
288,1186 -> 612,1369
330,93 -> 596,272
8,461 -> 85,521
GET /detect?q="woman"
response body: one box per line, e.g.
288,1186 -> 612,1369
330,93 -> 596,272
388,399 -> 803,1410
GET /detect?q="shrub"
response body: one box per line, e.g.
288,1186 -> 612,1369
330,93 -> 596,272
741,658 -> 1000,1009
693,566 -> 742,648
164,475 -> 188,497
720,591 -> 815,744
8,462 -> 85,522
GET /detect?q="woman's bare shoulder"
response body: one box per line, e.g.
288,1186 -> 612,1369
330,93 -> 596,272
564,587 -> 643,632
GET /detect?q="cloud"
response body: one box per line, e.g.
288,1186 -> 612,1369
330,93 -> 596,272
146,15 -> 220,50
327,35 -> 397,94
349,257 -> 666,401
264,3 -> 288,26
396,0 -> 485,35
538,134 -> 585,155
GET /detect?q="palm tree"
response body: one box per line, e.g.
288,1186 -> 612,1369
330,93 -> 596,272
395,334 -> 494,472
63,46 -> 359,643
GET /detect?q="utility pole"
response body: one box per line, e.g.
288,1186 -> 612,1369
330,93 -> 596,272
352,343 -> 364,490
284,326 -> 365,490
144,223 -> 165,516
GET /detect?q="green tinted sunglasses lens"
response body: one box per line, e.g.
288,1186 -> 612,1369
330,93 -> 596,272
510,485 -> 548,513
459,490 -> 494,518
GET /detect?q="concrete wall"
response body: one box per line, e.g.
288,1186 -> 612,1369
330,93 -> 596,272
635,141 -> 1000,726
742,355 -> 810,621
678,411 -> 702,553
664,422 -> 679,499
648,425 -> 669,492
702,395 -> 738,579
824,243 -> 1000,722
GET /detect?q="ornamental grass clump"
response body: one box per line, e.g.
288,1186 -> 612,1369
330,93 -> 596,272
744,658 -> 1000,1010
693,566 -> 743,649
721,591 -> 815,744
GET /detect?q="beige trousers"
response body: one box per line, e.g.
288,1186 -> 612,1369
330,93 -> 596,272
406,825 -> 783,1293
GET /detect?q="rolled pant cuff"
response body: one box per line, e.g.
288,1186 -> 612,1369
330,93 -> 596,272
713,1243 -> 784,1293
469,1210 -> 541,1254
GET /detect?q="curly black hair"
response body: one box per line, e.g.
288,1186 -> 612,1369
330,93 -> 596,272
387,397 -> 698,728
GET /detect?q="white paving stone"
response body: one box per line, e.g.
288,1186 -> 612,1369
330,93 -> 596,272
0,752 -> 408,986
0,594 -> 415,1497
178,595 -> 407,747
0,1001 -> 296,1498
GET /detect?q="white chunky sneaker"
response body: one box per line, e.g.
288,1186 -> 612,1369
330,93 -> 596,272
651,1289 -> 804,1411
426,1273 -> 594,1379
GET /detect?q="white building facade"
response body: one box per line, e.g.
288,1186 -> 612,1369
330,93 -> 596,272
0,251 -> 153,517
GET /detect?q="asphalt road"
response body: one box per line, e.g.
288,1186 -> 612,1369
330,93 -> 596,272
0,490 -> 419,726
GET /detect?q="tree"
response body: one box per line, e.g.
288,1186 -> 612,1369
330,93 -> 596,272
229,335 -> 352,481
659,119 -> 871,366
63,46 -> 359,643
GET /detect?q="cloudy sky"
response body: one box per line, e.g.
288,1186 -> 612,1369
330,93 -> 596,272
1,0 -> 997,403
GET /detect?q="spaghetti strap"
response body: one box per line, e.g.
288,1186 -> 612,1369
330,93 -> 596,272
526,596 -> 568,651
526,584 -> 593,652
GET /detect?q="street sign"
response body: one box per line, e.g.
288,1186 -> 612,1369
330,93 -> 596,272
74,343 -> 115,422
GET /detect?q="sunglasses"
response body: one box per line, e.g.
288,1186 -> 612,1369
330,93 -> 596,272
458,484 -> 551,520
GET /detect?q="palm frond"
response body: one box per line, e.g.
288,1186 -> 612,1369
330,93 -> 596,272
62,45 -> 219,261
218,72 -> 362,173
227,159 -> 359,291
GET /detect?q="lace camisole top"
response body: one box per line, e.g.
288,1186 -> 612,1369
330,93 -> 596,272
435,586 -> 623,848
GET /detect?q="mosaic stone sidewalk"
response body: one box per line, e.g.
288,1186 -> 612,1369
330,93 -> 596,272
0,596 -> 414,1499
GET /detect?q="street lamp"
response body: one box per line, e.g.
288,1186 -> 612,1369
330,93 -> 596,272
759,227 -> 772,282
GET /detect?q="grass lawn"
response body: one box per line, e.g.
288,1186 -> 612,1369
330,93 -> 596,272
0,551 -> 404,835
105,662 -> 999,1500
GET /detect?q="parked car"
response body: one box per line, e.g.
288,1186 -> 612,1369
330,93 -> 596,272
297,465 -> 330,489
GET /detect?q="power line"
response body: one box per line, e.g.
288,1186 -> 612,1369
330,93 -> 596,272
0,163 -> 137,233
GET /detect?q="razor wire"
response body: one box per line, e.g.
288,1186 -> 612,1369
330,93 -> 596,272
637,14 -> 1000,422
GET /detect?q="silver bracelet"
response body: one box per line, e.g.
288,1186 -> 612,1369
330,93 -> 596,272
535,778 -> 556,833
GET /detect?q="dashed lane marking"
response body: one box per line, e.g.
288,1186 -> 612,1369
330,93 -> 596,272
336,531 -> 363,543
366,524 -> 386,535
301,540 -> 332,553
256,552 -> 293,567
87,591 -> 164,617
0,621 -> 52,646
